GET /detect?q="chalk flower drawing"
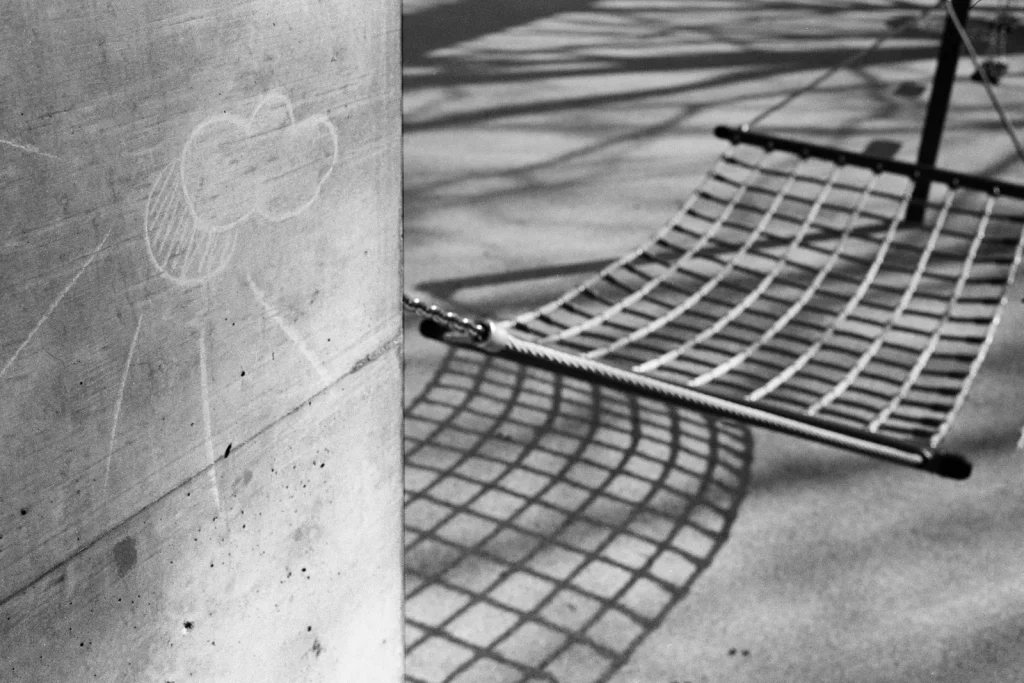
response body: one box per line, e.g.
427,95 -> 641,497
145,92 -> 339,285
1,92 -> 340,520
118,92 -> 340,503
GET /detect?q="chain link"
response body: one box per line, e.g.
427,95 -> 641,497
402,294 -> 488,342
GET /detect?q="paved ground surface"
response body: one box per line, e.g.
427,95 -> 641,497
402,2 -> 1024,681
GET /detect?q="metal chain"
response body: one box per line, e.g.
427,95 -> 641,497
402,294 -> 488,342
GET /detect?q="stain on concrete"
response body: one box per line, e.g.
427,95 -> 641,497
311,638 -> 323,657
112,537 -> 138,577
233,469 -> 254,493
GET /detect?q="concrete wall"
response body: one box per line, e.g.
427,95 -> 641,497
0,1 -> 402,681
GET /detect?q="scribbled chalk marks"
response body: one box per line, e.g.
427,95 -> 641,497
145,91 -> 339,286
246,274 -> 330,386
198,323 -> 222,512
144,160 -> 239,285
105,313 -> 145,491
0,228 -> 112,381
0,136 -> 60,161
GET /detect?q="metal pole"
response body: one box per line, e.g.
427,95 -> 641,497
907,0 -> 971,224
420,318 -> 972,479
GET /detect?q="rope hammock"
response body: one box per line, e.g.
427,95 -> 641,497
405,0 -> 1024,480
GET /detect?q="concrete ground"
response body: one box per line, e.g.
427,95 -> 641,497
402,2 -> 1024,681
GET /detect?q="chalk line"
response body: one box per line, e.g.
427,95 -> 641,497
161,198 -> 194,269
144,159 -> 238,287
148,165 -> 180,253
104,312 -> 145,490
177,218 -> 206,277
198,324 -> 222,511
0,137 -> 60,161
192,230 -> 218,277
246,274 -> 330,385
1,228 -> 112,381
150,162 -> 177,226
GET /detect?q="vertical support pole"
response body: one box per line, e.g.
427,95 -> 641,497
907,0 -> 971,224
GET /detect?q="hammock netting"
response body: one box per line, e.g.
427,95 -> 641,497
415,127 -> 1024,476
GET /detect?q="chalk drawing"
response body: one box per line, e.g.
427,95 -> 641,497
144,91 -> 339,286
0,136 -> 60,161
181,91 -> 339,229
105,313 -> 145,490
198,324 -> 222,512
135,92 -> 339,506
0,228 -> 112,381
144,160 -> 239,285
246,274 -> 330,386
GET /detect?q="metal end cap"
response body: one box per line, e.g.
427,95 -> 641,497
922,452 -> 972,480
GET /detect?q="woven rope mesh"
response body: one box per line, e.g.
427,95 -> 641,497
506,136 -> 1024,448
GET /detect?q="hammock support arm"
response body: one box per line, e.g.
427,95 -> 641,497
718,126 -> 1024,200
908,0 -> 972,223
420,319 -> 972,480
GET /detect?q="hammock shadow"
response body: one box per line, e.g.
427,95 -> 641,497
404,347 -> 753,683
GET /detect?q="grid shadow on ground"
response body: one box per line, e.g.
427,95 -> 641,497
404,346 -> 753,683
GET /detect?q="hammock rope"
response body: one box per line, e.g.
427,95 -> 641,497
404,3 -> 1024,481
404,126 -> 1024,480
943,0 -> 1024,165
745,0 -> 1024,167
744,0 -> 944,129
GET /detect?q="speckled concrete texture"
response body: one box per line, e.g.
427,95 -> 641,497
403,2 -> 1024,681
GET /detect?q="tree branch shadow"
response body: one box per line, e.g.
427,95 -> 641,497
404,346 -> 753,683
404,0 -> 599,65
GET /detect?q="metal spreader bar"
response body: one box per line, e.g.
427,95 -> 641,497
408,296 -> 971,480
